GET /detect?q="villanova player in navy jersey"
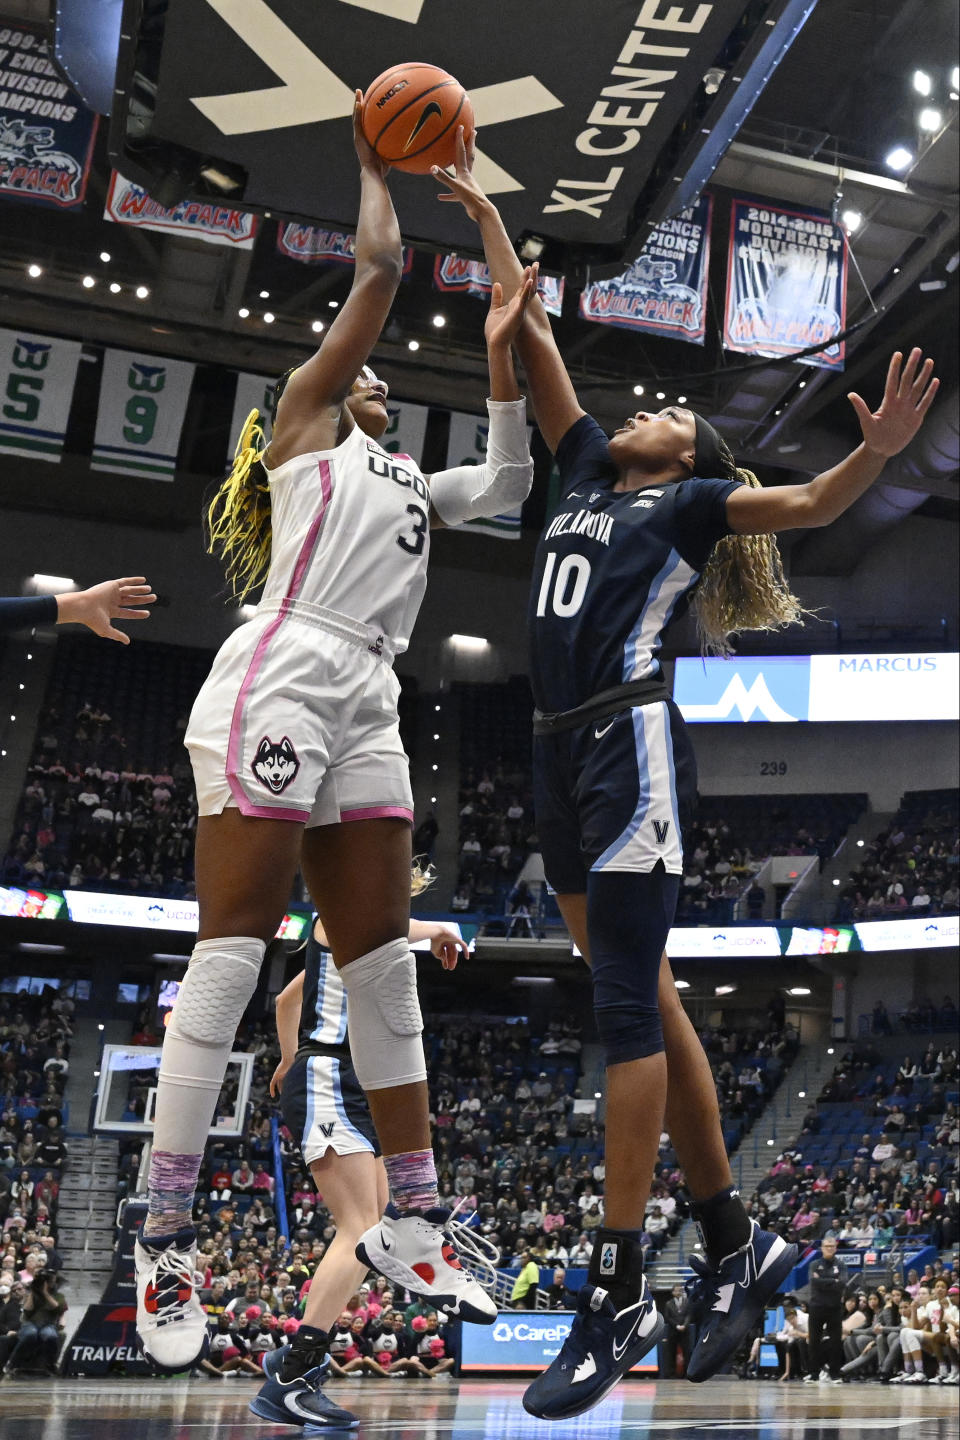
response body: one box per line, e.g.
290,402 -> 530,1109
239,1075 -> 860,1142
434,128 -> 939,1420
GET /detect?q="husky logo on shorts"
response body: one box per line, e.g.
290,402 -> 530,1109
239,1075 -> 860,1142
252,735 -> 300,794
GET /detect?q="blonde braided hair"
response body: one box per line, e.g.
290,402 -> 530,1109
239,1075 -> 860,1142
694,442 -> 808,656
205,407 -> 272,603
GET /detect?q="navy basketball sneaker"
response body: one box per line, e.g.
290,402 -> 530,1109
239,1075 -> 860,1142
251,1349 -> 357,1430
522,1277 -> 664,1420
685,1220 -> 798,1382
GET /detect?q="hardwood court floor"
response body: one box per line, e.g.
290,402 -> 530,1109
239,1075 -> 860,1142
0,1375 -> 957,1438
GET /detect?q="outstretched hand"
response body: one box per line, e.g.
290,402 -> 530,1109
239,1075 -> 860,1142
429,924 -> 469,971
57,577 -> 156,644
486,264 -> 538,350
431,125 -> 488,221
353,89 -> 389,178
849,348 -> 939,458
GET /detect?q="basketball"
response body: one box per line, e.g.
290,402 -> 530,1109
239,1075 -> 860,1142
361,62 -> 474,174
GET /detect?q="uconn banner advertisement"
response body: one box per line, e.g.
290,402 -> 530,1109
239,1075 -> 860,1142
0,25 -> 98,208
460,1313 -> 657,1373
579,193 -> 712,341
723,199 -> 848,369
673,654 -> 959,723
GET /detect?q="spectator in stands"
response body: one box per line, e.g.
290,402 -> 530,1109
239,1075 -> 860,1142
3,1266 -> 66,1376
510,1251 -> 541,1309
0,1280 -> 23,1373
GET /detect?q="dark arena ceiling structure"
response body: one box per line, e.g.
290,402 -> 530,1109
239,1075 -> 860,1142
0,0 -> 957,576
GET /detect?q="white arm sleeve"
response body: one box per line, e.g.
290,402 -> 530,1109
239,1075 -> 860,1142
428,397 -> 534,527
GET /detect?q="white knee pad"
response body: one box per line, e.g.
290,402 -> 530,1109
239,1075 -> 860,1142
340,937 -> 427,1092
169,936 -> 265,1046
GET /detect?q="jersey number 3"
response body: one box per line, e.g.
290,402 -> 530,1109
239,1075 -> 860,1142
536,551 -> 591,618
397,503 -> 428,556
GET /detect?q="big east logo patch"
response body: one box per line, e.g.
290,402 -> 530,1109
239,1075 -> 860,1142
253,735 -> 300,794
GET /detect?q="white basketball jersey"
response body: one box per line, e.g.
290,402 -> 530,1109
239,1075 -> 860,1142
260,422 -> 430,654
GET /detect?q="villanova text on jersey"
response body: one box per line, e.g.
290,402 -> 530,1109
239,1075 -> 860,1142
528,415 -> 740,715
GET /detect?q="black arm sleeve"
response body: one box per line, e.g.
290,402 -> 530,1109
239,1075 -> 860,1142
0,595 -> 58,632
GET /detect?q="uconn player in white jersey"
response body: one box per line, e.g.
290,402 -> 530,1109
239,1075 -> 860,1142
135,98 -> 536,1372
251,906 -> 494,1428
436,128 -> 939,1421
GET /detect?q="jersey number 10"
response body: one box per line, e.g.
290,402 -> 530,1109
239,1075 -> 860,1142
536,551 -> 591,618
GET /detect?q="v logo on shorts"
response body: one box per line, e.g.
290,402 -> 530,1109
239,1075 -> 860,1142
253,735 -> 301,794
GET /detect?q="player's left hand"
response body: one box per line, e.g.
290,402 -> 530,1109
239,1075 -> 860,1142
485,264 -> 538,350
848,348 -> 939,458
270,1061 -> 291,1097
429,924 -> 469,971
353,89 -> 389,178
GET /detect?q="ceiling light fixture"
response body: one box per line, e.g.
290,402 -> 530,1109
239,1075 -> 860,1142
407,339 -> 420,351
100,250 -> 111,263
238,307 -> 249,318
81,274 -> 95,288
885,145 -> 914,171
311,320 -> 324,333
432,314 -> 446,328
918,107 -> 942,132
633,384 -> 645,396
109,282 -> 121,294
259,289 -> 270,299
715,984 -> 736,996
674,979 -> 690,989
912,69 -> 932,97
655,391 -> 666,400
841,209 -> 863,233
27,263 -> 42,278
263,311 -> 275,323
787,987 -> 811,996
677,394 -> 687,404
328,300 -> 339,309
135,285 -> 149,299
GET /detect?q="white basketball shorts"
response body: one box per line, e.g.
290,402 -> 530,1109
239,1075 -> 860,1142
185,601 -> 413,828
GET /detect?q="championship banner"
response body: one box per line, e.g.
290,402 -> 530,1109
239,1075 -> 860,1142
433,257 -> 564,318
579,194 -> 712,342
381,400 -> 429,466
723,199 -> 848,370
0,26 -> 98,208
228,372 -> 276,467
0,327 -> 83,462
91,350 -> 196,483
277,222 -> 413,274
444,411 -> 531,540
105,170 -> 258,248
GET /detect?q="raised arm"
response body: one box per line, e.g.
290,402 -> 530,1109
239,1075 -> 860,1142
433,130 -> 585,453
268,95 -> 403,466
726,349 -> 938,535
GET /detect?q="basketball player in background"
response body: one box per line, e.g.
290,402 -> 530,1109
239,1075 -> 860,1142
134,96 -> 536,1371
251,905 -> 495,1429
434,127 -> 938,1420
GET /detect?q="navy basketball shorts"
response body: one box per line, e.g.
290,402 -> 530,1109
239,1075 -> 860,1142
280,1052 -> 381,1164
533,698 -> 697,895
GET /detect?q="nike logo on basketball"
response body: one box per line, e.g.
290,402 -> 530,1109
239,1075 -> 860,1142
403,100 -> 442,151
594,720 -> 615,739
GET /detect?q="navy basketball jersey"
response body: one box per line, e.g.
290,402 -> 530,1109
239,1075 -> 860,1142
297,926 -> 347,1048
528,415 -> 740,713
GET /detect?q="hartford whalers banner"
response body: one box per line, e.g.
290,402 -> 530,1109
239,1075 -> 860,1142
433,257 -> 564,318
0,328 -> 82,462
277,223 -> 413,273
0,26 -> 98,208
381,400 -> 428,467
723,199 -> 848,370
445,411 -> 532,540
92,350 -> 195,482
228,372 -> 276,466
105,171 -> 258,248
579,194 -> 713,342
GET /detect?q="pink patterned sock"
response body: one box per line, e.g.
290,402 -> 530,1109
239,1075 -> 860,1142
142,1149 -> 202,1239
383,1147 -> 439,1213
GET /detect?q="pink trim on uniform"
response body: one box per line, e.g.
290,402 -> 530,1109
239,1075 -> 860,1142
340,804 -> 414,824
225,460 -> 333,822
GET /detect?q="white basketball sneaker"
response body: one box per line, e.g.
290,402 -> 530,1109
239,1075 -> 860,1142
135,1225 -> 209,1371
356,1203 -> 498,1325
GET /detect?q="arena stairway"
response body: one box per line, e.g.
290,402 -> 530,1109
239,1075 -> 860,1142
0,630 -> 56,858
57,1134 -> 121,1340
648,1040 -> 832,1288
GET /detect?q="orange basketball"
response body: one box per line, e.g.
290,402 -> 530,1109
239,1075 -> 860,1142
361,62 -> 474,175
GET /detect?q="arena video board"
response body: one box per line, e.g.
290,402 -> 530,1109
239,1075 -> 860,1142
673,653 -> 959,723
460,1312 -> 657,1373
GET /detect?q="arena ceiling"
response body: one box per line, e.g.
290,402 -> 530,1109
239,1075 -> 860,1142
0,0 -> 957,575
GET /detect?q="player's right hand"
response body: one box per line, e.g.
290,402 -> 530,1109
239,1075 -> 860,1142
353,89 -> 389,178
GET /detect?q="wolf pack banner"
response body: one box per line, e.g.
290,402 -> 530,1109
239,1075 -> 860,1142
579,194 -> 712,342
723,199 -> 848,370
445,411 -> 532,540
228,372 -> 276,467
381,400 -> 429,467
0,26 -> 98,208
91,350 -> 196,482
105,170 -> 258,248
277,222 -> 413,274
433,256 -> 564,319
0,327 -> 82,462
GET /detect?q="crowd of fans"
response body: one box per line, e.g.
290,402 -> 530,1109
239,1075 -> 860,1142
2,701 -> 199,900
837,791 -> 960,923
453,764 -> 539,916
0,990 -> 72,1376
